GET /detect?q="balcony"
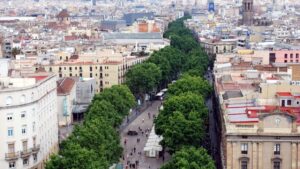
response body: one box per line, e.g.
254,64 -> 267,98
21,149 -> 32,158
5,152 -> 19,161
32,145 -> 40,153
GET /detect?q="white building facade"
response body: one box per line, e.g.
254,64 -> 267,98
0,74 -> 59,169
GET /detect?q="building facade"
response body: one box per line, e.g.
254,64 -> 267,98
242,0 -> 254,26
0,74 -> 58,169
42,56 -> 148,93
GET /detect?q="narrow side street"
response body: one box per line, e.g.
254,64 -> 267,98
120,101 -> 170,169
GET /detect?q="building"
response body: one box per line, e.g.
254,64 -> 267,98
0,73 -> 58,169
123,12 -> 155,26
242,0 -> 254,26
42,55 -> 148,93
57,77 -> 76,127
200,39 -> 237,57
213,53 -> 300,169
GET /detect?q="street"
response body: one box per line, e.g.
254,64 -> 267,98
120,101 -> 170,169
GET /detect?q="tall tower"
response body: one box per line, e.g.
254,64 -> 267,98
208,0 -> 215,12
242,0 -> 254,26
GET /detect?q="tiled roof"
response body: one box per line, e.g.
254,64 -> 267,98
57,9 -> 70,18
57,77 -> 75,95
276,92 -> 293,97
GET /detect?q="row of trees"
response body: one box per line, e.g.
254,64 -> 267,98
45,85 -> 136,169
157,15 -> 216,168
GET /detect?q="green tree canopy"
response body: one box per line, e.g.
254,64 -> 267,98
161,147 -> 216,169
85,100 -> 122,127
160,111 -> 205,152
125,62 -> 162,99
69,118 -> 122,164
93,85 -> 135,117
155,92 -> 208,136
167,75 -> 212,98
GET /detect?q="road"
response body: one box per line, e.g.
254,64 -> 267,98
120,101 -> 170,169
205,70 -> 222,169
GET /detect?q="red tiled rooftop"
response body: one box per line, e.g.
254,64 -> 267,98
276,92 -> 292,97
57,77 -> 75,95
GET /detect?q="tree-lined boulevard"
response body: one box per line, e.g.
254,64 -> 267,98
46,14 -> 217,169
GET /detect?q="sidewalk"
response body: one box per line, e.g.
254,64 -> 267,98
120,101 -> 170,169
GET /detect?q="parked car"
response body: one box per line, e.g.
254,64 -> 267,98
127,130 -> 138,136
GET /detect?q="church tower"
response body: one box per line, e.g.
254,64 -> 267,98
242,0 -> 254,26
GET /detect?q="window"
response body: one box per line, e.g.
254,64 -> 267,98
284,60 -> 287,63
69,67 -> 72,71
49,67 -> 52,72
69,73 -> 72,77
33,153 -> 37,162
21,125 -> 27,134
296,53 -> 299,58
90,66 -> 93,71
79,73 -> 82,77
32,122 -> 36,132
7,113 -> 13,121
20,94 -> 26,103
23,158 -> 29,166
75,67 -> 77,70
64,67 -> 66,70
290,54 -> 293,58
8,127 -> 13,136
9,162 -> 15,169
273,161 -> 280,169
6,96 -> 13,105
241,143 -> 248,154
274,144 -> 280,155
284,54 -> 287,58
287,100 -> 292,105
59,74 -> 62,78
21,111 -> 26,118
90,73 -> 93,78
241,160 -> 248,169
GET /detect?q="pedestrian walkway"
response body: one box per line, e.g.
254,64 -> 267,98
120,101 -> 170,169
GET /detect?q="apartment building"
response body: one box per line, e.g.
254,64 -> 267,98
200,39 -> 237,56
42,56 -> 148,93
214,55 -> 300,169
0,73 -> 58,169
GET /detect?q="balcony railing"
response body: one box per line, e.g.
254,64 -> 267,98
32,145 -> 40,153
5,152 -> 19,161
21,149 -> 32,158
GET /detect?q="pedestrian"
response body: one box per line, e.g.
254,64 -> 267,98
149,165 -> 151,169
133,147 -> 136,153
142,131 -> 144,135
162,155 -> 165,162
146,133 -> 148,137
127,160 -> 130,165
153,114 -> 156,119
148,112 -> 151,119
124,139 -> 127,145
137,138 -> 140,143
130,152 -> 133,156
142,118 -> 144,123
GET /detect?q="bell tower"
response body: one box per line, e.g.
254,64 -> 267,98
242,0 -> 254,26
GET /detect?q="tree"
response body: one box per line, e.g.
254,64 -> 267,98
45,143 -> 106,169
184,48 -> 209,76
167,75 -> 212,98
85,100 -> 122,127
93,85 -> 136,117
125,63 -> 162,100
161,147 -> 216,169
160,111 -> 205,152
155,92 -> 208,137
147,51 -> 172,84
70,118 -> 122,164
